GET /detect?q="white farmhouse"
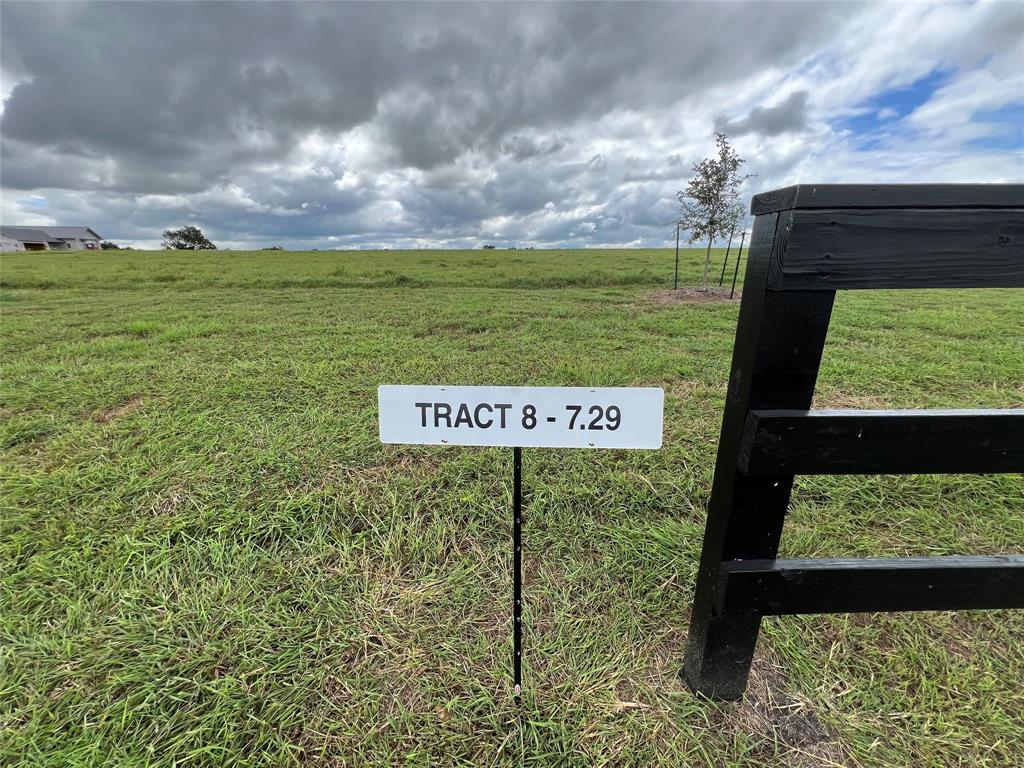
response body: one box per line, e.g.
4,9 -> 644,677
0,226 -> 103,251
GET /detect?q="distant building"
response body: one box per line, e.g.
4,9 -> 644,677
0,226 -> 103,252
0,233 -> 26,252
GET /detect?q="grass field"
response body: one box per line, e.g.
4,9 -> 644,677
2,248 -> 1022,767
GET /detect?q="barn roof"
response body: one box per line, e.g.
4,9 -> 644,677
0,226 -> 57,242
42,226 -> 103,240
0,225 -> 103,241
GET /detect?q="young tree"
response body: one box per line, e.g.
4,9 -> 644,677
162,225 -> 217,250
677,132 -> 749,287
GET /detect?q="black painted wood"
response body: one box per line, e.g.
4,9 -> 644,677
768,209 -> 1024,290
683,184 -> 1024,702
682,212 -> 836,700
716,556 -> 1024,615
751,184 -> 1024,215
739,409 -> 1024,475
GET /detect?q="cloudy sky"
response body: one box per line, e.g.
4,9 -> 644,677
1,1 -> 1022,249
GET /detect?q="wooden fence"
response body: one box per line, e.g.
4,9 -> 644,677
683,183 -> 1024,699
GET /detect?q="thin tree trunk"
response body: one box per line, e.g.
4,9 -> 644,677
673,225 -> 680,290
703,234 -> 713,287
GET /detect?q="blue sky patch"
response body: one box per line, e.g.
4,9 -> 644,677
839,69 -> 951,147
15,195 -> 47,208
967,102 -> 1024,150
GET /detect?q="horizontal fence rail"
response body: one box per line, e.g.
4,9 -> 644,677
739,408 -> 1024,475
751,183 -> 1024,215
769,209 -> 1024,290
716,556 -> 1024,616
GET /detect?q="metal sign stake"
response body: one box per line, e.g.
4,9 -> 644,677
512,446 -> 523,702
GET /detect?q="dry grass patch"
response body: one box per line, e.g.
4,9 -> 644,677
717,656 -> 853,767
321,452 -> 442,488
812,390 -> 892,410
150,482 -> 189,517
93,395 -> 144,423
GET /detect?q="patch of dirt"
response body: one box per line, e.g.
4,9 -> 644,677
94,396 -> 143,423
648,287 -> 741,304
151,483 -> 188,516
723,656 -> 853,767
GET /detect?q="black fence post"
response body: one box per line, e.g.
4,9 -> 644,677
682,211 -> 835,698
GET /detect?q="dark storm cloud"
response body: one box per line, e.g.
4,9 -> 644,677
714,91 -> 810,137
2,2 -> 1017,247
363,4 -> 840,170
1,3 -> 839,182
500,135 -> 568,161
1,2 -> 407,191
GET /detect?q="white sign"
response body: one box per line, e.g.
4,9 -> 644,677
378,385 -> 664,449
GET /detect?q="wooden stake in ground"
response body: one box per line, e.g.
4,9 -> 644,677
730,230 -> 745,299
718,227 -> 735,287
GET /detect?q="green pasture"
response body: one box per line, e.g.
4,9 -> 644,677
1,248 -> 1022,766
